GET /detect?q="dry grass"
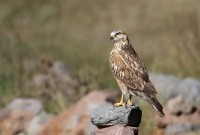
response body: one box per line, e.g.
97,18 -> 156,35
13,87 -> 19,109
0,0 -> 200,134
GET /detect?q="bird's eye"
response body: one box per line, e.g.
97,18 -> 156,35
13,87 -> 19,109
115,32 -> 121,36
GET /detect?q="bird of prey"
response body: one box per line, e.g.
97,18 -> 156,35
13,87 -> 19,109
109,30 -> 165,117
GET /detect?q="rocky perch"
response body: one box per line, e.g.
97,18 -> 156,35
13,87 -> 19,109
155,95 -> 200,135
90,103 -> 142,135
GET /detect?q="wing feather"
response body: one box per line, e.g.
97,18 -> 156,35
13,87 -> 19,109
109,45 -> 157,94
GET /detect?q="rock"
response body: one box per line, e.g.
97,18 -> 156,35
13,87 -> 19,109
90,104 -> 142,128
150,73 -> 182,101
0,109 -> 11,122
150,73 -> 180,91
91,125 -> 138,135
153,128 -> 165,135
32,74 -> 49,89
155,96 -> 200,135
6,98 -> 43,115
52,61 -> 71,83
156,102 -> 200,128
25,112 -> 54,135
150,73 -> 200,103
38,91 -> 113,135
176,78 -> 200,104
167,95 -> 195,115
31,61 -> 76,100
0,109 -> 33,135
165,124 -> 200,135
0,99 -> 53,135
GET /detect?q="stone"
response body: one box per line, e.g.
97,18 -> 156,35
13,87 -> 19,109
38,91 -> 113,135
25,112 -> 54,135
167,95 -> 195,115
156,103 -> 200,128
150,73 -> 181,101
152,128 -> 165,135
150,73 -> 200,104
155,95 -> 200,135
165,124 -> 200,135
0,98 -> 47,135
90,104 -> 142,128
150,73 -> 180,91
0,109 -> 11,122
52,61 -> 71,83
32,74 -> 49,89
0,109 -> 33,135
176,78 -> 200,104
91,125 -> 138,135
6,98 -> 43,115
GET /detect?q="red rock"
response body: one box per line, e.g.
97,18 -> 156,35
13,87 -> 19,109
38,91 -> 113,135
156,100 -> 200,128
91,125 -> 138,135
167,95 -> 195,115
0,109 -> 33,135
154,96 -> 200,135
152,128 -> 165,135
0,109 -> 10,122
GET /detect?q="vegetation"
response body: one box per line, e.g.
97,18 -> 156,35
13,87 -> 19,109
0,0 -> 200,134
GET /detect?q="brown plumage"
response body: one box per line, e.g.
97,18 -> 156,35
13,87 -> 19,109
109,30 -> 165,117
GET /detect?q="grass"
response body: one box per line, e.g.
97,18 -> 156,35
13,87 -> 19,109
0,0 -> 200,134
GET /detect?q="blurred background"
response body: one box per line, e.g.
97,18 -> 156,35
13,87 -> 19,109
0,0 -> 200,135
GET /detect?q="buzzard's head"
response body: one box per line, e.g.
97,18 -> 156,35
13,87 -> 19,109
110,30 -> 129,42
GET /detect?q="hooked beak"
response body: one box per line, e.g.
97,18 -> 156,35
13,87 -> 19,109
110,36 -> 114,41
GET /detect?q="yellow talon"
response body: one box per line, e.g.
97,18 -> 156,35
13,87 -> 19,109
127,95 -> 133,106
114,102 -> 125,107
127,99 -> 132,106
114,93 -> 125,107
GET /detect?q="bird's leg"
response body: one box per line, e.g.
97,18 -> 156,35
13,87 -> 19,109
127,95 -> 133,106
114,93 -> 125,107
